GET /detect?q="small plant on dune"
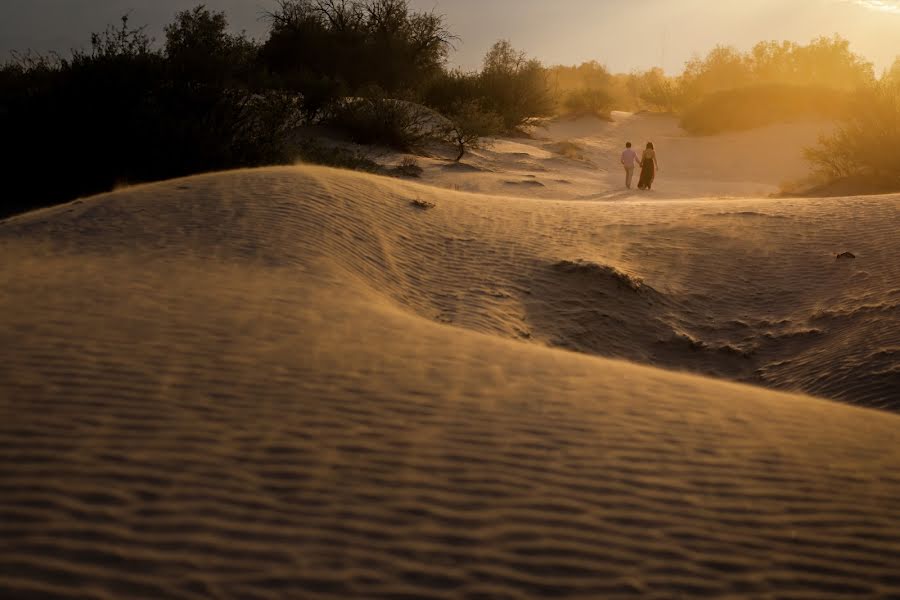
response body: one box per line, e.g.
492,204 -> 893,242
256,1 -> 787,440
294,139 -> 384,173
391,157 -> 424,178
410,197 -> 435,210
552,140 -> 586,161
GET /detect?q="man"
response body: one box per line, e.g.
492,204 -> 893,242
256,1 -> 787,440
620,142 -> 639,189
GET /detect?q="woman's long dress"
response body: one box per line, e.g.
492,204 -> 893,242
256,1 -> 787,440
638,150 -> 656,190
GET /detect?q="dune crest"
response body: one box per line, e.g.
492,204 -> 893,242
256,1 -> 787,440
13,164 -> 895,406
2,165 -> 900,598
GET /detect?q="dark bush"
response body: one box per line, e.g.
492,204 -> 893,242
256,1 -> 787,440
294,139 -> 384,173
441,100 -> 503,161
261,0 -> 453,98
0,10 -> 300,218
329,93 -> 439,150
391,157 -> 424,177
477,40 -> 554,131
421,69 -> 482,116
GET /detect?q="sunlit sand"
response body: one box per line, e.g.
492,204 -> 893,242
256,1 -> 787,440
2,111 -> 899,598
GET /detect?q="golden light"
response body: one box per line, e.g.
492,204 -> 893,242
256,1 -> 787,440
851,0 -> 900,14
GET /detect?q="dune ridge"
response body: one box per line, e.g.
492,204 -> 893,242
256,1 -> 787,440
11,165 -> 896,407
2,165 -> 900,598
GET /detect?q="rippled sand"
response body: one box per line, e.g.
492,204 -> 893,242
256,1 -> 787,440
2,161 -> 899,599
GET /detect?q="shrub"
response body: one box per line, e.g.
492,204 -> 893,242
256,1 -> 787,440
680,83 -> 850,135
804,79 -> 900,189
442,100 -> 502,161
261,0 -> 454,97
678,37 -> 873,109
329,93 -> 440,150
561,88 -> 614,119
421,69 -> 482,116
391,157 -> 424,177
0,11 -> 300,218
164,6 -> 257,85
477,40 -> 554,131
294,139 -> 384,173
551,141 -> 586,161
628,67 -> 683,112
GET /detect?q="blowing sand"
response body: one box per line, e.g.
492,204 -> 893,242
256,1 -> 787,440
1,113 -> 899,599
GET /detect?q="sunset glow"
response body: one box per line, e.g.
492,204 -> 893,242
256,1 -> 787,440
851,0 -> 900,14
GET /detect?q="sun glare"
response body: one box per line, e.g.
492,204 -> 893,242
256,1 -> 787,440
851,0 -> 900,13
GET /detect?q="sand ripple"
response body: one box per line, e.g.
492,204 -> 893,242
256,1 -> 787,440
1,166 -> 899,598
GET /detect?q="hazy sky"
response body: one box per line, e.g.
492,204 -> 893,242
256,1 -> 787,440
2,0 -> 898,74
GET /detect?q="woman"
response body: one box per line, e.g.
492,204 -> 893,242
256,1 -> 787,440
637,142 -> 659,190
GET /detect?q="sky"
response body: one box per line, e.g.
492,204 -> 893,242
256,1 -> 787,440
1,0 -> 898,75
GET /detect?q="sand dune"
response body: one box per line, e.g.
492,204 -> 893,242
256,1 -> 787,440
410,112 -> 833,201
2,156 -> 900,598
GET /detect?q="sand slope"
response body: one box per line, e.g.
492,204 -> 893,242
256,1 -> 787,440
408,112 -> 833,201
1,165 -> 900,599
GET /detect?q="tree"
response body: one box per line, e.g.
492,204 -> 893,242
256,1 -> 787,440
478,40 -> 554,131
792,35 -> 874,89
680,45 -> 751,105
443,100 -> 502,161
164,5 -> 256,85
629,67 -> 680,112
260,0 -> 453,96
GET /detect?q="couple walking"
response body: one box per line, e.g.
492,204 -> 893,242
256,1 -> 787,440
620,142 -> 659,190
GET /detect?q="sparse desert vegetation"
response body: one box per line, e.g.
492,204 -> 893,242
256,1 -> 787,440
3,2 -> 897,217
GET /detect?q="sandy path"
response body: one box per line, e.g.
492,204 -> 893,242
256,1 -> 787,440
1,165 -> 899,599
412,112 -> 832,202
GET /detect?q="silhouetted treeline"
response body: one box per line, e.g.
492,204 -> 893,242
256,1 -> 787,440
2,3 -> 896,217
0,8 -> 298,217
0,1 -> 555,217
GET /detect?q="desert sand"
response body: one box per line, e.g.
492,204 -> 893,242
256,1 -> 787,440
1,112 -> 899,599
